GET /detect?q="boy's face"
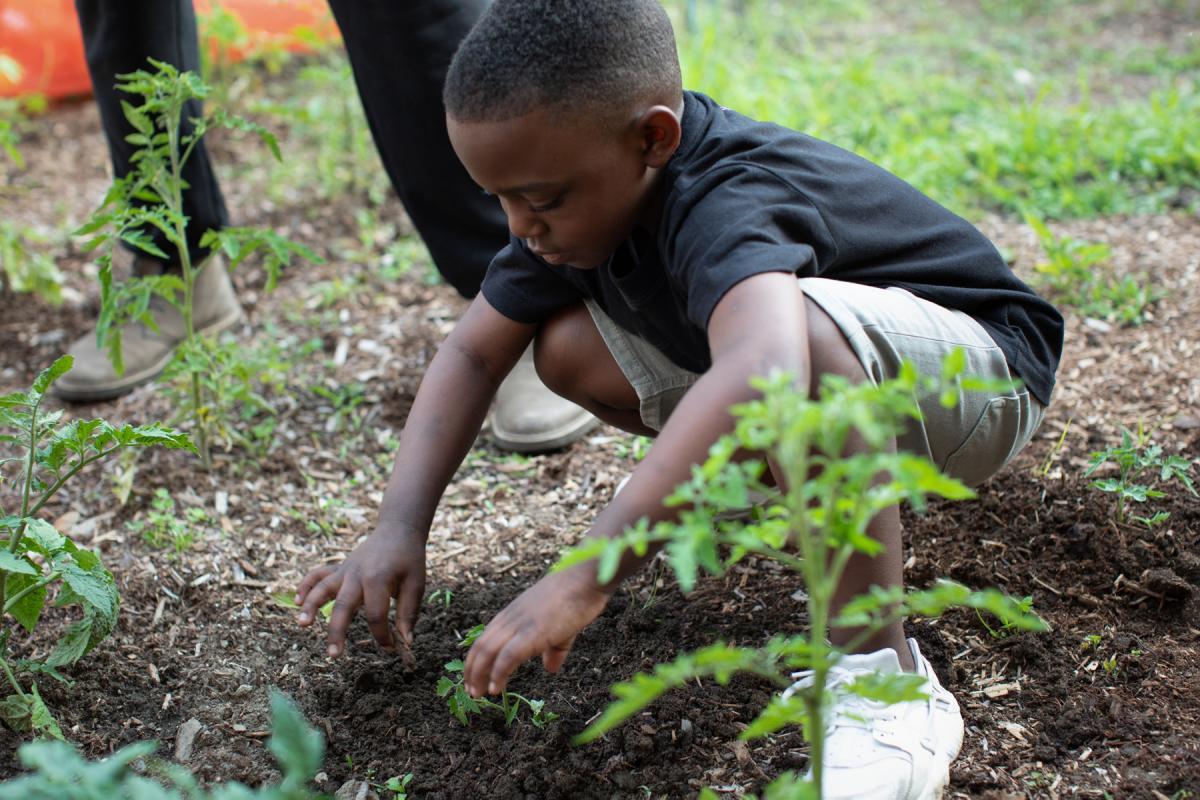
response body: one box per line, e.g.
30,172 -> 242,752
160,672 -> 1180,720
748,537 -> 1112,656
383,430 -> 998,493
448,106 -> 678,270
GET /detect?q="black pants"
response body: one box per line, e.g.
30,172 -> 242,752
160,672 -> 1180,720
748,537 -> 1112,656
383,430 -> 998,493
74,0 -> 507,298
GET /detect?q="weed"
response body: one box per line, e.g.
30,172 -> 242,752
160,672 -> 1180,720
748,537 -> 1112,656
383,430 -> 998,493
1085,422 -> 1197,525
977,595 -> 1035,639
0,357 -> 191,738
125,488 -> 201,555
614,435 -> 652,462
76,58 -> 319,469
1101,655 -> 1119,677
426,588 -> 454,608
1081,633 -> 1103,651
271,591 -> 334,621
1036,418 -> 1072,479
0,690 -> 325,798
555,352 -> 1043,797
0,222 -> 64,306
312,382 -> 369,434
379,772 -> 414,799
437,624 -> 558,728
1025,214 -> 1159,325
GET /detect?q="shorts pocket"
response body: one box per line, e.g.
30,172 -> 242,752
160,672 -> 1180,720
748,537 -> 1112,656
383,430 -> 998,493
942,395 -> 1024,487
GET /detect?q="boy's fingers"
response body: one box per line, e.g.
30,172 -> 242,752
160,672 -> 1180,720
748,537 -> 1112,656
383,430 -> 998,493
464,624 -> 506,696
360,585 -> 395,651
395,579 -> 425,647
542,638 -> 575,674
297,570 -> 339,625
325,583 -> 364,657
295,565 -> 333,604
488,633 -> 539,694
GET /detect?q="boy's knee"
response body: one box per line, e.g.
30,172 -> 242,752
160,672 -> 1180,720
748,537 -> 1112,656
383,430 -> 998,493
533,304 -> 594,397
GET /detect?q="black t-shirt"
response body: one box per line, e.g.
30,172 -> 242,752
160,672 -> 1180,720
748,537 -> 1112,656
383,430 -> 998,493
481,91 -> 1064,406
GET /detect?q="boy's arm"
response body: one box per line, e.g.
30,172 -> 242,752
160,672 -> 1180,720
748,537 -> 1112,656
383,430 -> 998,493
296,294 -> 535,656
462,272 -> 811,696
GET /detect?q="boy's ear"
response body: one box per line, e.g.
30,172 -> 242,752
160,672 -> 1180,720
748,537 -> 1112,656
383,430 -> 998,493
636,105 -> 682,168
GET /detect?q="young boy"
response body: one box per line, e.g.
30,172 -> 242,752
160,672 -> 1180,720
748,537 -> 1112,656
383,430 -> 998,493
296,1 -> 1063,795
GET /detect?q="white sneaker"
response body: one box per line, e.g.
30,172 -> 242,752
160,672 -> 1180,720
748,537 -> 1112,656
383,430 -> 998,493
783,638 -> 963,800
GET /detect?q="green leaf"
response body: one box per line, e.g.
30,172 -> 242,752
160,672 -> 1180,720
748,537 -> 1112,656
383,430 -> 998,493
46,605 -> 118,667
31,356 -> 73,397
503,697 -> 519,726
5,572 -> 46,633
22,519 -> 65,556
266,690 -> 324,787
940,346 -> 967,383
762,773 -> 819,800
741,693 -> 807,740
0,683 -> 63,740
59,561 -> 119,621
0,550 -> 37,575
844,671 -> 930,705
576,643 -> 764,744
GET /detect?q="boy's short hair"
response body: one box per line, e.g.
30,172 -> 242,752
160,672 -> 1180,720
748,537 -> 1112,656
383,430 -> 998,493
444,0 -> 682,125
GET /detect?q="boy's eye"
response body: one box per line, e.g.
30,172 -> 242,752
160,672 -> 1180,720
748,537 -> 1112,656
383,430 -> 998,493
528,194 -> 564,213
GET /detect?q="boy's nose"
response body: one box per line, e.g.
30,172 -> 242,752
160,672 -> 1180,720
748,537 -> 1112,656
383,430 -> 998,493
505,207 -> 546,240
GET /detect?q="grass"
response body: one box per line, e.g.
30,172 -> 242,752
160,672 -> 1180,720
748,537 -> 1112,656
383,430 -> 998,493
666,0 -> 1199,219
185,0 -> 1197,230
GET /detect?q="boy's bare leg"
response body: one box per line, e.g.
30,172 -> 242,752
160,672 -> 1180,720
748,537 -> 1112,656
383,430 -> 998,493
536,299 -> 915,671
784,301 -> 915,671
533,304 -> 657,437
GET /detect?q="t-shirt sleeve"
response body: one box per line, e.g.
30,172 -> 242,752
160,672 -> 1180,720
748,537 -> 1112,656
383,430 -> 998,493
664,165 -> 839,330
480,236 -> 585,324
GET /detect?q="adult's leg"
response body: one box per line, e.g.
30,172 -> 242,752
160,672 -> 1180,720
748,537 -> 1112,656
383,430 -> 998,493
325,0 -> 504,298
75,0 -> 228,262
59,1 -> 241,402
327,0 -> 597,452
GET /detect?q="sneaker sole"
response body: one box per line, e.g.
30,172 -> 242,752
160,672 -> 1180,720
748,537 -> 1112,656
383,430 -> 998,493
52,309 -> 245,403
490,410 -> 601,453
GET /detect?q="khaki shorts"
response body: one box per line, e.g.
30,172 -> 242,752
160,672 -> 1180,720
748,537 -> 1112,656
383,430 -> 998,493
584,277 -> 1046,487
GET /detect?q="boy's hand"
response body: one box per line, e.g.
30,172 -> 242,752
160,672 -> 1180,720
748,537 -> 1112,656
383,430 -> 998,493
295,529 -> 426,657
463,567 -> 609,697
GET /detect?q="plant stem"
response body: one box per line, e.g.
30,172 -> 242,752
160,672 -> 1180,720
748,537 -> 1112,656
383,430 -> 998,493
26,447 -> 121,519
19,383 -> 40,521
0,654 -> 28,699
166,101 -> 209,469
3,573 -> 58,616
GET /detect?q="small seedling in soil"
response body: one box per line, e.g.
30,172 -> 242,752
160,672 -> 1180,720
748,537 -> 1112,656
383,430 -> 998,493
555,353 -> 1044,797
437,624 -> 558,728
426,588 -> 454,608
977,594 -> 1035,639
1084,422 -> 1197,526
1081,633 -> 1103,651
379,772 -> 414,799
0,357 -> 191,738
272,592 -> 334,621
125,487 -> 203,555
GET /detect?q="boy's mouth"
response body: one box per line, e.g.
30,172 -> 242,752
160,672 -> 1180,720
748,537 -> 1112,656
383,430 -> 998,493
531,247 -> 569,265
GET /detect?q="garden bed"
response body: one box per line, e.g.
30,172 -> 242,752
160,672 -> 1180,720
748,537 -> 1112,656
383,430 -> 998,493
2,22 -> 1199,800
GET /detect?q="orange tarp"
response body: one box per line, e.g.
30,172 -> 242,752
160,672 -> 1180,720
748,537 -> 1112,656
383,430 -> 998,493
0,0 -> 339,100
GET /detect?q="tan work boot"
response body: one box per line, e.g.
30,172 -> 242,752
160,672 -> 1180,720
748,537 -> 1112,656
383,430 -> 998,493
54,250 -> 244,402
490,345 -> 599,453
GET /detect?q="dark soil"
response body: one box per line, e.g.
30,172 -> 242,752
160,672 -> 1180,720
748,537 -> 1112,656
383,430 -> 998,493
2,29 -> 1199,800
